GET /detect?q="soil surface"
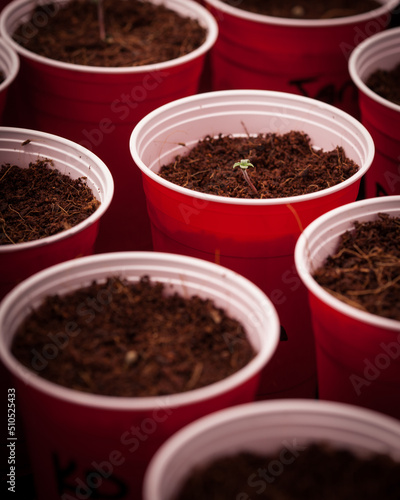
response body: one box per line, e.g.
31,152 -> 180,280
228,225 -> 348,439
13,0 -> 207,67
221,0 -> 382,19
312,214 -> 400,321
11,276 -> 255,397
173,442 -> 400,499
0,159 -> 100,245
158,131 -> 359,199
366,63 -> 400,106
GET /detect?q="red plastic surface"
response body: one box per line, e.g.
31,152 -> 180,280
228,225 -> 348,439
14,54 -> 206,253
309,292 -> 400,420
358,92 -> 400,197
12,368 -> 260,499
0,221 -> 99,301
207,3 -> 393,117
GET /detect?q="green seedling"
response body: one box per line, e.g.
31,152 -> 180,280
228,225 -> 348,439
233,159 -> 259,196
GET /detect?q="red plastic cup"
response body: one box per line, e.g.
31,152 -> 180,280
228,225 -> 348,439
204,0 -> 398,117
295,196 -> 400,420
349,26 -> 400,198
144,399 -> 400,500
130,89 -> 374,399
0,37 -> 18,121
0,127 -> 114,301
0,0 -> 218,252
0,126 -> 113,488
0,251 -> 279,500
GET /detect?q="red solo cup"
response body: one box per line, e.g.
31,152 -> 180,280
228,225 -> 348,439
0,127 -> 114,301
144,399 -> 400,500
130,89 -> 374,400
0,0 -> 218,252
295,196 -> 400,420
349,26 -> 400,198
0,127 -> 113,489
0,37 -> 18,121
0,251 -> 279,500
204,0 -> 398,117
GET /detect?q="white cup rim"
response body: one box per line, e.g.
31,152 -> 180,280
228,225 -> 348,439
0,36 -> 19,91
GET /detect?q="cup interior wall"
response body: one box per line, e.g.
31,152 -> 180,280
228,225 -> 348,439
0,131 -> 110,203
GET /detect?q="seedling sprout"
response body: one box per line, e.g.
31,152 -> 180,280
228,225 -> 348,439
233,159 -> 259,196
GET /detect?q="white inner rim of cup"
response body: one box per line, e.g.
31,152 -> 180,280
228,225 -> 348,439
0,251 -> 280,410
0,38 -> 19,91
0,0 -> 218,74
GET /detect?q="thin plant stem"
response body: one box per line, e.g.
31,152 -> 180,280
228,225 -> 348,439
96,0 -> 106,41
233,159 -> 259,197
242,169 -> 258,196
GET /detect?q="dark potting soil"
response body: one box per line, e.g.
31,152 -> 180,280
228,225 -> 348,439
0,159 -> 100,245
158,131 -> 359,199
312,214 -> 400,321
11,276 -> 255,397
221,0 -> 382,19
173,442 -> 400,500
13,0 -> 207,67
366,62 -> 400,107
